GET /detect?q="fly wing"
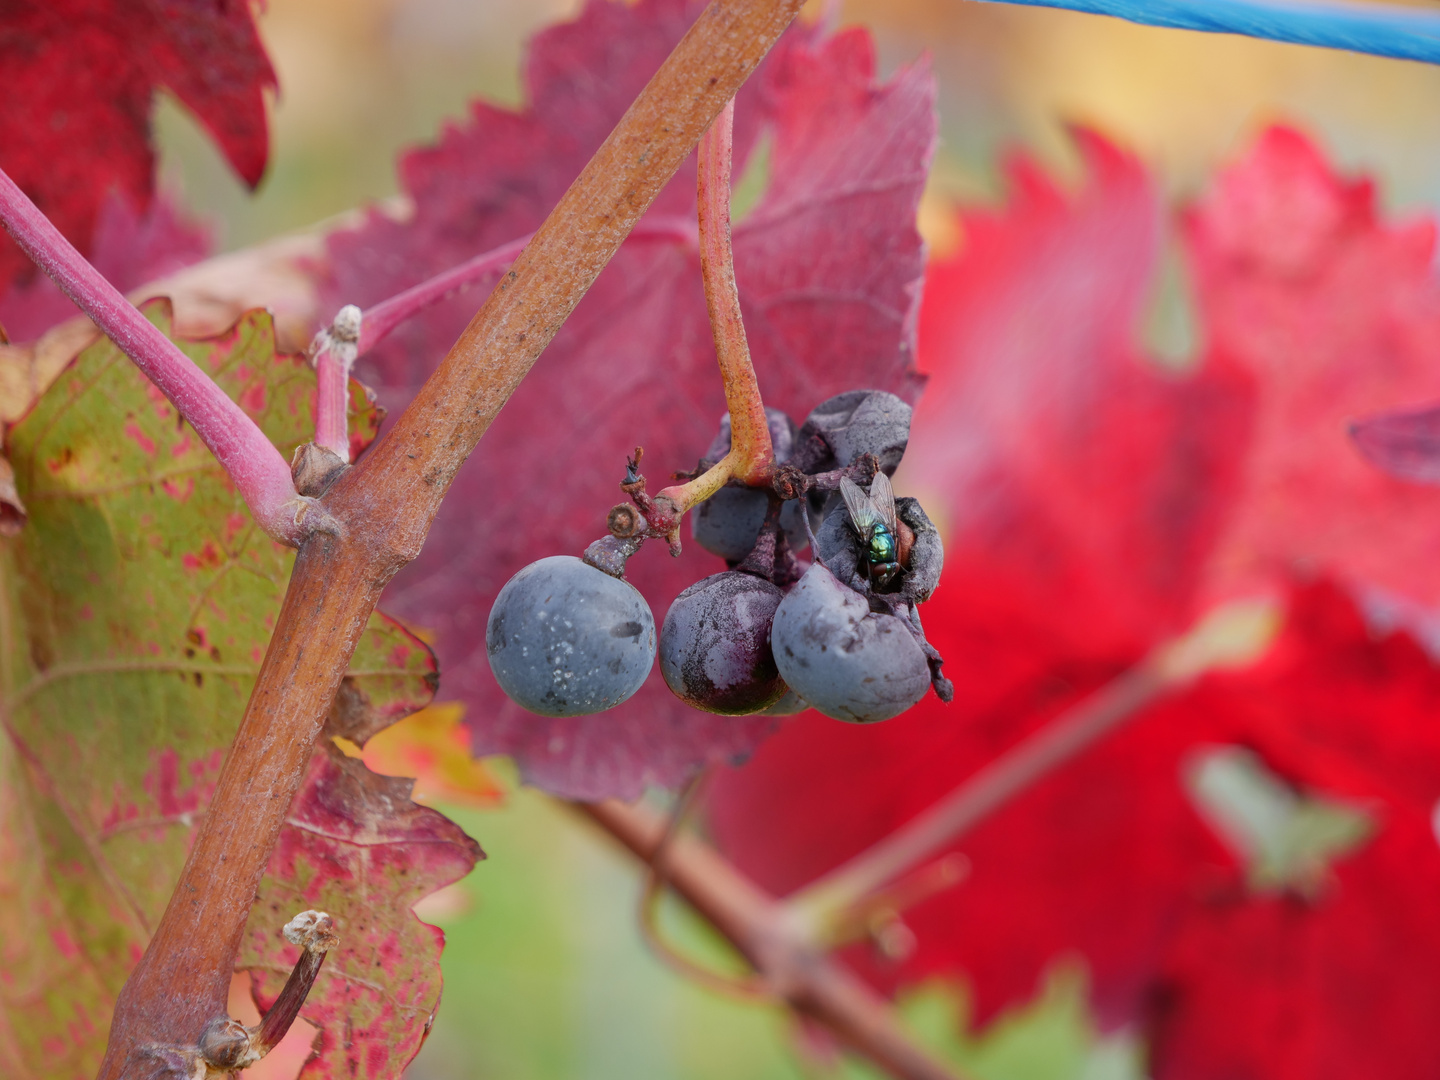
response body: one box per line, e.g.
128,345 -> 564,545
869,472 -> 899,534
840,476 -> 879,531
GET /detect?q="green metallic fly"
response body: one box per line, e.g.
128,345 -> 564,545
840,472 -> 903,589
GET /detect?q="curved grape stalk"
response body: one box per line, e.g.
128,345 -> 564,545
310,216 -> 699,461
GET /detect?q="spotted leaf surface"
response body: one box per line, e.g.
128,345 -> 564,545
0,304 -> 476,1079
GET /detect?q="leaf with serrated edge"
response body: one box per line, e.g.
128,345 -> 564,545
0,301 -> 478,1078
328,0 -> 936,799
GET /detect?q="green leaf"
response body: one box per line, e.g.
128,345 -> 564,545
0,302 -> 478,1079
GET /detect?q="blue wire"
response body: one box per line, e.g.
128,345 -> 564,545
975,0 -> 1440,65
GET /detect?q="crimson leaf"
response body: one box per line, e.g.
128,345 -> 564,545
325,0 -> 936,799
0,0 -> 273,290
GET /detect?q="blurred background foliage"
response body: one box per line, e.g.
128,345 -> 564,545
180,2 -> 1440,1077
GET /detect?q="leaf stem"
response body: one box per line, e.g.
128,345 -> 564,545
254,910 -> 340,1055
311,217 -> 698,461
312,304 -> 361,460
655,98 -> 774,520
197,910 -> 338,1073
0,168 -> 322,546
358,236 -> 532,356
784,601 -> 1281,939
96,1 -> 807,1074
574,798 -> 968,1080
353,217 -> 697,360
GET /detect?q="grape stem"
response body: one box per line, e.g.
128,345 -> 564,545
0,168 -> 328,546
195,910 -> 339,1072
574,798 -> 970,1080
781,600 -> 1282,947
96,2 -> 808,1074
650,98 -> 776,534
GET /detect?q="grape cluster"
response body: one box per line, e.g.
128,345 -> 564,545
485,389 -> 952,723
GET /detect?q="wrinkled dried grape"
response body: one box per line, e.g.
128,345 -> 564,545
794,389 -> 912,475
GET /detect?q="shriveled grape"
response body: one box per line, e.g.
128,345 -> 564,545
486,555 -> 655,717
816,493 -> 944,603
770,563 -> 930,723
659,571 -> 787,715
794,389 -> 912,475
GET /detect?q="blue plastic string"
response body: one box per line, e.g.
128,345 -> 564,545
977,0 -> 1440,65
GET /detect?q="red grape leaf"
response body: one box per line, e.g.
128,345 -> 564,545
0,190 -> 211,343
241,744 -> 478,1080
708,129 -> 1252,1024
1208,579 -> 1440,814
1349,402 -> 1440,485
0,0 -> 273,290
898,130 -> 1252,734
1136,581 -> 1440,1080
1149,815 -> 1440,1080
709,130 -> 1440,1076
710,577 -> 1440,1066
1187,126 -> 1440,605
0,304 -> 476,1079
326,0 -> 936,799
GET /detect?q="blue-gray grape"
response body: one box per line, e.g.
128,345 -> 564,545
693,488 -> 811,561
692,407 -> 811,560
770,563 -> 930,723
486,555 -> 655,717
659,571 -> 786,714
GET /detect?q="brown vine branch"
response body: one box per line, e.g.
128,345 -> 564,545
634,772 -> 771,998
97,1 -> 807,1075
573,798 -> 968,1080
785,600 -> 1281,939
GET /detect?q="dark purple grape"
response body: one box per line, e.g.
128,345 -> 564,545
692,407 -> 810,559
793,389 -> 912,475
486,555 -> 655,717
659,571 -> 787,714
770,564 -> 930,723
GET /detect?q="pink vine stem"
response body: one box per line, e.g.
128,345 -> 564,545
0,168 -> 320,545
784,601 -> 1280,937
312,216 -> 698,460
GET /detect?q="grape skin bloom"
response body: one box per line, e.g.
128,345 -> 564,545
660,571 -> 787,715
486,555 -> 656,717
770,563 -> 930,723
